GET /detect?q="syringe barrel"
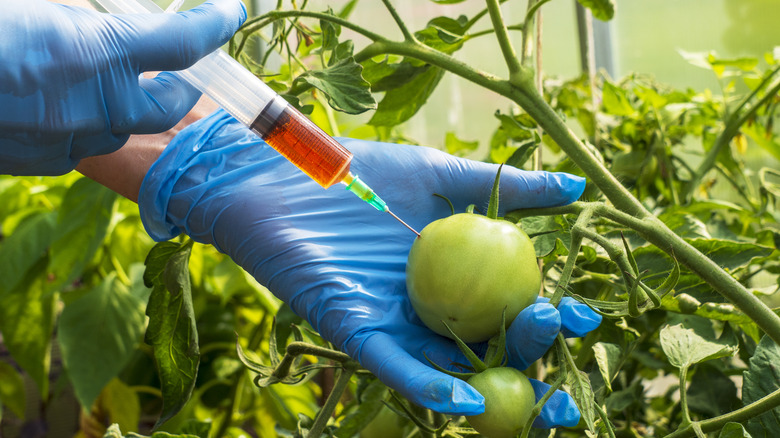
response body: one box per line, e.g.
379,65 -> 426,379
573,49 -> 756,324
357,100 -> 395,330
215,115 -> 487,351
174,51 -> 271,126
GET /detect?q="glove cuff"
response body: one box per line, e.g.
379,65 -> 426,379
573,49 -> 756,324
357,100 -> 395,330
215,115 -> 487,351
138,109 -> 231,241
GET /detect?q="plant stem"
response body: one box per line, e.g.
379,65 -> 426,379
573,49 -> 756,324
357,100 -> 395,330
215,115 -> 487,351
520,374 -> 565,438
514,202 -> 780,347
381,0 -> 416,42
550,207 -> 594,307
679,366 -> 692,427
306,364 -> 356,438
485,0 -> 525,83
664,387 -> 780,438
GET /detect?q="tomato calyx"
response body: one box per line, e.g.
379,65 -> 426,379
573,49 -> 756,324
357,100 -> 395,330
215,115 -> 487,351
424,309 -> 509,379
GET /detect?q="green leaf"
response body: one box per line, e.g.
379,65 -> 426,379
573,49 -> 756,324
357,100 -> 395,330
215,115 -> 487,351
427,15 -> 469,44
57,273 -> 146,409
687,364 -> 739,417
577,0 -> 615,21
98,379 -> 142,433
0,258 -> 56,397
592,342 -> 621,392
602,81 -> 635,116
743,336 -> 780,437
144,241 -> 183,287
518,215 -> 568,258
295,58 -> 375,114
660,323 -> 737,370
444,132 -> 478,156
0,210 -> 56,300
633,238 -> 773,299
719,422 -> 753,438
103,423 -> 200,438
144,243 -> 200,428
333,379 -> 388,438
566,368 -> 597,432
0,360 -> 26,419
504,140 -> 539,168
707,53 -> 759,78
46,177 -> 117,293
369,64 -> 445,126
361,59 -> 424,93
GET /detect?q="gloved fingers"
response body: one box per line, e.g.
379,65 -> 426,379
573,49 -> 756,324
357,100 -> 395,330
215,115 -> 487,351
124,73 -> 202,133
440,158 -> 586,215
537,297 -> 603,338
529,378 -> 580,429
506,301 -> 561,371
339,140 -> 585,217
122,0 -> 247,72
356,332 -> 485,416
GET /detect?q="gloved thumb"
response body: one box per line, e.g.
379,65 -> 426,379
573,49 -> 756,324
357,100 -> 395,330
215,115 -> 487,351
122,0 -> 247,73
129,73 -> 202,133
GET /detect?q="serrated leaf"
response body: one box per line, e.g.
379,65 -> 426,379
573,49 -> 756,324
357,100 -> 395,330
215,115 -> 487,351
361,59 -> 423,93
592,342 -> 621,392
577,0 -> 615,21
295,58 -> 375,114
633,238 -> 773,299
369,64 -> 445,126
660,323 -> 737,370
144,243 -> 199,428
518,216 -> 569,257
743,336 -> 780,437
566,367 -> 597,431
719,422 -> 753,438
58,273 -> 146,409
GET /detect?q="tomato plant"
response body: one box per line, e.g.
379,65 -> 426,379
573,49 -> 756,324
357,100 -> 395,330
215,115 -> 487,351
3,1 -> 780,438
406,212 -> 540,342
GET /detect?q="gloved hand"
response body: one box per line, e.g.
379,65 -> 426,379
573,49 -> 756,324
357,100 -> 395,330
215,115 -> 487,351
139,110 -> 602,427
0,0 -> 246,176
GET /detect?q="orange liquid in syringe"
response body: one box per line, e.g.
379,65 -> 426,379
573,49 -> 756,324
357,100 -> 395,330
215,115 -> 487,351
251,100 -> 352,188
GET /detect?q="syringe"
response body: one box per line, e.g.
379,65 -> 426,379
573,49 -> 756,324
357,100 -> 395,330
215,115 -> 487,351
91,0 -> 420,237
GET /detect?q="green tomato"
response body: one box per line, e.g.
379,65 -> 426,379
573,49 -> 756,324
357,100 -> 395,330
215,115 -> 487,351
466,368 -> 536,438
406,213 -> 541,343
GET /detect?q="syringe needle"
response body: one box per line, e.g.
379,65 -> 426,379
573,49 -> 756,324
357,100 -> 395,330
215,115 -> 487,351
387,209 -> 421,238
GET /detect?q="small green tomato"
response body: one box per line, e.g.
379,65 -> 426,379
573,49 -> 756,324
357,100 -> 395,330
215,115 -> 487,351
466,367 -> 536,438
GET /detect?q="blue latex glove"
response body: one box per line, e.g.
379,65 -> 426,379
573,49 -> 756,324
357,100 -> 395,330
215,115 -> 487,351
0,0 -> 246,176
139,110 -> 602,427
